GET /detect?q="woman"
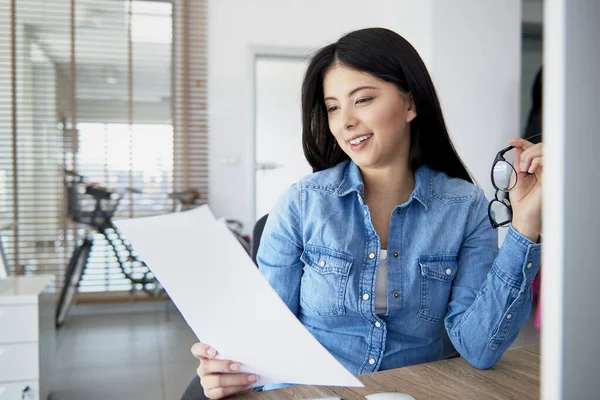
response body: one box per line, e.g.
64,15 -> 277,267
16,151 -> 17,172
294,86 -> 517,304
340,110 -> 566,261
191,27 -> 542,399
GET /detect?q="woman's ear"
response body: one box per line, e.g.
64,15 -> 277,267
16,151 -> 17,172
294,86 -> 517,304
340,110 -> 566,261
406,94 -> 417,123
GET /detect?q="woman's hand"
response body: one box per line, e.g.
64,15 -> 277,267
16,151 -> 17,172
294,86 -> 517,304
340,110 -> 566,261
507,138 -> 543,242
191,343 -> 258,399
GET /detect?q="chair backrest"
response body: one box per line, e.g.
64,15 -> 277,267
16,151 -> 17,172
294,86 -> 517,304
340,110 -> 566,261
251,214 -> 269,266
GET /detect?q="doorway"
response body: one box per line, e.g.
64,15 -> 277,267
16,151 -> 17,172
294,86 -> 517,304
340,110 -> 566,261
254,55 -> 312,222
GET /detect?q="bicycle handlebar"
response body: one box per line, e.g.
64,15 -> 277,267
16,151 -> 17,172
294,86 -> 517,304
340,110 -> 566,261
65,170 -> 141,201
64,169 -> 85,182
168,189 -> 200,205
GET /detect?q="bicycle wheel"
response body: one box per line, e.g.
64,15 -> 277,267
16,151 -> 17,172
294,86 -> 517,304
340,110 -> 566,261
55,239 -> 92,328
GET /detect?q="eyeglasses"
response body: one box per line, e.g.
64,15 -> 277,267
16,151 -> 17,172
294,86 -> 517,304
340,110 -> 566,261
488,134 -> 542,228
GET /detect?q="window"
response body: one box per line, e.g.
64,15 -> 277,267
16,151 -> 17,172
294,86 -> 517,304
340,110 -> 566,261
0,0 -> 208,297
75,123 -> 174,292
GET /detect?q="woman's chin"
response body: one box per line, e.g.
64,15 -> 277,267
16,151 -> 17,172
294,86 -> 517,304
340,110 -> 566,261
351,156 -> 380,170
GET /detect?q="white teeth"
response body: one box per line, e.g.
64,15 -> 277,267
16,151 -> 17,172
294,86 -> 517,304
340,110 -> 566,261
349,134 -> 372,145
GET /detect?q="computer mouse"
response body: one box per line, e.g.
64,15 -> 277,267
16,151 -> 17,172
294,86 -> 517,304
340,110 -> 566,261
305,398 -> 344,400
365,393 -> 416,400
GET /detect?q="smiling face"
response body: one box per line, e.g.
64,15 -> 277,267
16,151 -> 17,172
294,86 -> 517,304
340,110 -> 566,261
323,63 -> 416,171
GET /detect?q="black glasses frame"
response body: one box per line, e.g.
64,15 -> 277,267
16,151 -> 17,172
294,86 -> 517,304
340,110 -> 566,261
488,133 -> 542,228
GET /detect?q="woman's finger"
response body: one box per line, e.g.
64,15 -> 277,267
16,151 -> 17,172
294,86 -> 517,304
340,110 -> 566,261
515,142 -> 543,173
191,342 -> 218,360
205,385 -> 252,400
201,372 -> 259,390
508,138 -> 536,151
198,359 -> 245,375
520,143 -> 543,163
528,157 -> 543,175
509,139 -> 530,173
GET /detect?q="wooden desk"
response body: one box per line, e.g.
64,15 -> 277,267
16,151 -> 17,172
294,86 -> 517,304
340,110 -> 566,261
233,344 -> 540,400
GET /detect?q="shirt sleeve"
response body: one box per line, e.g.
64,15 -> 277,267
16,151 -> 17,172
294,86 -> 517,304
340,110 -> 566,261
255,183 -> 304,316
445,189 -> 542,369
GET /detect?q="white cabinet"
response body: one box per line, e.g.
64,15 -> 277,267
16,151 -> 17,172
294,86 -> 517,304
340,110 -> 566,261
0,276 -> 55,400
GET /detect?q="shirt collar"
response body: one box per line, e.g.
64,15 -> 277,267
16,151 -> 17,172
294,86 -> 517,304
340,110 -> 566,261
334,161 -> 432,211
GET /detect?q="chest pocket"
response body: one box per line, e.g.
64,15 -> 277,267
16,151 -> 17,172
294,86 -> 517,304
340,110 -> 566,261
418,255 -> 458,323
300,244 -> 353,316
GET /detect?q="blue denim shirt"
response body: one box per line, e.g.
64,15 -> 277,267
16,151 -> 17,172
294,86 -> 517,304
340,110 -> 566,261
256,160 -> 541,388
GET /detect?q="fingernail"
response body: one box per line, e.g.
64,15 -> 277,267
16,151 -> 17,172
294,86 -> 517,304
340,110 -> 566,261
520,161 -> 527,172
230,363 -> 241,371
248,375 -> 258,382
528,165 -> 535,174
207,348 -> 216,357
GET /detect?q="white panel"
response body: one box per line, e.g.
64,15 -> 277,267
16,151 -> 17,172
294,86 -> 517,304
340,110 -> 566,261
0,381 -> 39,400
541,1 -> 566,398
0,305 -> 38,344
543,1 -> 600,399
0,343 -> 39,381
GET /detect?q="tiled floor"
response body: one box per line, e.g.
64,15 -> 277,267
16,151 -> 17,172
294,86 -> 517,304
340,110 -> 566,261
53,302 -> 199,400
51,301 -> 540,400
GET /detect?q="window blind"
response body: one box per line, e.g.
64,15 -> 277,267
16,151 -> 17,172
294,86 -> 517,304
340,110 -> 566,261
0,0 -> 71,280
0,0 -> 208,297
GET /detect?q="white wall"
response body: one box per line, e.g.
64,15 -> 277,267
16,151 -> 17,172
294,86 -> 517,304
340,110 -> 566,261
430,1 -> 521,199
208,0 -> 521,231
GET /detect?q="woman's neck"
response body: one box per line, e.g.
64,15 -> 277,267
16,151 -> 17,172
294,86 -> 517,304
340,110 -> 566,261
361,163 -> 416,206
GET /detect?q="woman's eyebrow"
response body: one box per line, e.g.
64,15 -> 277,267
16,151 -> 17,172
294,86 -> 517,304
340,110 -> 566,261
324,85 -> 379,101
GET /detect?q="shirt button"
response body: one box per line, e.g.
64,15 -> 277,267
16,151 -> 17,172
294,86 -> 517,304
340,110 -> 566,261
397,209 -> 402,215
526,262 -> 533,269
319,260 -> 326,267
363,293 -> 370,301
368,252 -> 375,259
393,292 -> 400,299
445,268 -> 452,275
506,313 -> 512,320
393,252 -> 399,258
368,358 -> 376,365
375,321 -> 382,328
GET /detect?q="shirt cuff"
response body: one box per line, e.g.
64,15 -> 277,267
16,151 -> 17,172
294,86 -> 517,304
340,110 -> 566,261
493,226 -> 541,288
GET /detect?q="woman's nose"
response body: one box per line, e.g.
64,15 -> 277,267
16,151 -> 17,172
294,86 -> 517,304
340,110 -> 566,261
341,109 -> 358,130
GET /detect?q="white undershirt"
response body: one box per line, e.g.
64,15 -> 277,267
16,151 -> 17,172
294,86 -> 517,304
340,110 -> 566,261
375,249 -> 388,315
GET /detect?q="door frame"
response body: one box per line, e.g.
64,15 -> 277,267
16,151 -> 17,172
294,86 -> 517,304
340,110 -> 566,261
248,45 -> 313,224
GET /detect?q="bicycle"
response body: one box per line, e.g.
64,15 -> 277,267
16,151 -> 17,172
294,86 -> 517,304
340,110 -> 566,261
55,170 -> 162,328
56,176 -> 251,328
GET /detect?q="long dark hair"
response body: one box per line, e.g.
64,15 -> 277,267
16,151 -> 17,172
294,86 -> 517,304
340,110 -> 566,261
301,27 -> 472,183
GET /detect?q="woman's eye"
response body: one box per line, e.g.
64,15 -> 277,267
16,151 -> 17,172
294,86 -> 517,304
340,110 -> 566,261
356,97 -> 373,105
326,105 -> 339,113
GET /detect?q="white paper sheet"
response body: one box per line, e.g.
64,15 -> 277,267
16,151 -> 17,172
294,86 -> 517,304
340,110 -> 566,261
114,206 -> 363,388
